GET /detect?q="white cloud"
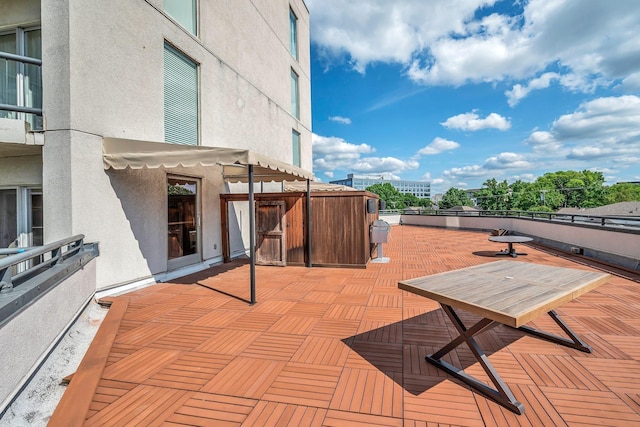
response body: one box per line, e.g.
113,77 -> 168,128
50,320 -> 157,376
525,130 -> 558,148
484,152 -> 533,169
324,171 -> 334,178
312,133 -> 419,177
357,172 -> 402,180
417,137 -> 460,156
441,112 -> 511,131
567,146 -> 613,160
308,0 -> 493,73
506,72 -> 559,106
443,165 -> 487,179
438,95 -> 640,187
551,95 -> 640,144
440,152 -> 533,184
525,95 -> 640,163
512,173 -> 537,182
352,157 -> 419,174
329,116 -> 352,124
309,1 -> 640,102
312,134 -> 374,156
616,72 -> 640,92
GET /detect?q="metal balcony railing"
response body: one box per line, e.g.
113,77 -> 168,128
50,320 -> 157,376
0,51 -> 43,120
0,235 -> 99,325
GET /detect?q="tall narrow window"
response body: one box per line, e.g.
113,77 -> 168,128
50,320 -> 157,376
292,130 -> 301,167
0,27 -> 42,130
164,0 -> 197,35
289,7 -> 298,60
164,43 -> 198,145
290,69 -> 299,119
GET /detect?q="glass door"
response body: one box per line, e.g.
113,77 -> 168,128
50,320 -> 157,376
167,176 -> 201,270
0,187 -> 42,249
0,189 -> 18,249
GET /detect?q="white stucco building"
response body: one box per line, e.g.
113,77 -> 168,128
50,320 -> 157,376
1,0 -> 312,291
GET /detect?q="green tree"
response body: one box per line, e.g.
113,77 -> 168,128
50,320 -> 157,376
415,197 -> 434,208
535,170 -> 605,208
605,183 -> 640,204
168,184 -> 194,195
438,187 -> 474,209
402,192 -> 419,207
477,179 -> 511,211
508,180 -> 538,211
366,183 -> 405,209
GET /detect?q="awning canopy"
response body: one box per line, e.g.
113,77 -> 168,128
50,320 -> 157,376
103,137 -> 314,305
102,137 -> 314,182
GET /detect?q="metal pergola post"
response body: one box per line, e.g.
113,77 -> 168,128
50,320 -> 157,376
249,165 -> 256,304
306,178 -> 312,268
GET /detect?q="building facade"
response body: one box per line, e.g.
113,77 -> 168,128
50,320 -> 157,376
0,0 -> 312,290
331,174 -> 431,199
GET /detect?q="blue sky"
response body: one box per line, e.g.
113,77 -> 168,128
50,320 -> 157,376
306,0 -> 640,195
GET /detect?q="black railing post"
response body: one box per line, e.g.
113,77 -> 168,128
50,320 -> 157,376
0,267 -> 13,292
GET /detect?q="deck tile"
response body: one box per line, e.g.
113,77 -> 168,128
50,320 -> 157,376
49,225 -> 640,425
242,401 -> 326,426
200,357 -> 287,398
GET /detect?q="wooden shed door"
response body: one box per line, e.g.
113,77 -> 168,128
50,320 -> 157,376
256,201 -> 286,266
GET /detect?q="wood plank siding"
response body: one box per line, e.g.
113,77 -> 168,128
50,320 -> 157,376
49,226 -> 640,426
220,191 -> 379,268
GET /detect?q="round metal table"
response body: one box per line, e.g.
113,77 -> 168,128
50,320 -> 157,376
488,235 -> 533,257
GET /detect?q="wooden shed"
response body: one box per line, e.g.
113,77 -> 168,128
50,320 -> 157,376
220,186 -> 380,268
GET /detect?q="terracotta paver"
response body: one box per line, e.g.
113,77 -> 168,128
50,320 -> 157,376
49,225 -> 640,426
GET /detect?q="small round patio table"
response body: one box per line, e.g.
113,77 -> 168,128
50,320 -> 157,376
488,235 -> 533,258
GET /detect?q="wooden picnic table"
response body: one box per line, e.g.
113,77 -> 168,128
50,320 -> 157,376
398,260 -> 610,414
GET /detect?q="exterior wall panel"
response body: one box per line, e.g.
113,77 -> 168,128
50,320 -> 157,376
33,0 -> 312,288
222,190 -> 378,268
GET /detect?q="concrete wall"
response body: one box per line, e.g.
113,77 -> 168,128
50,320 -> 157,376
0,258 -> 96,410
35,0 -> 311,288
400,214 -> 640,270
0,0 -> 40,29
0,155 -> 41,187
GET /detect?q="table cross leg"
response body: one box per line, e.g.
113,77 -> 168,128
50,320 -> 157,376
517,310 -> 592,353
426,304 -> 525,415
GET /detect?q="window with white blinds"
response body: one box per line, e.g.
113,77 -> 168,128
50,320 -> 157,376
164,43 -> 198,145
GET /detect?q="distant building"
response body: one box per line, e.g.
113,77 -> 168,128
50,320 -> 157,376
465,189 -> 481,207
330,174 -> 430,198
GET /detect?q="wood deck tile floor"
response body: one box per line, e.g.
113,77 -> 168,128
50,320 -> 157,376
49,226 -> 640,426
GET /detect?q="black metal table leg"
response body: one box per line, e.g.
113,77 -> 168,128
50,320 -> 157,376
494,242 -> 528,257
516,310 -> 592,353
426,304 -> 526,415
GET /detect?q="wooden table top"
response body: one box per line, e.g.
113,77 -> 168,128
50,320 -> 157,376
398,260 -> 610,327
488,235 -> 533,243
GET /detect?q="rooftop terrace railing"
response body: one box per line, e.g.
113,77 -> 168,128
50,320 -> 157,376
0,235 -> 99,325
382,208 -> 640,232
